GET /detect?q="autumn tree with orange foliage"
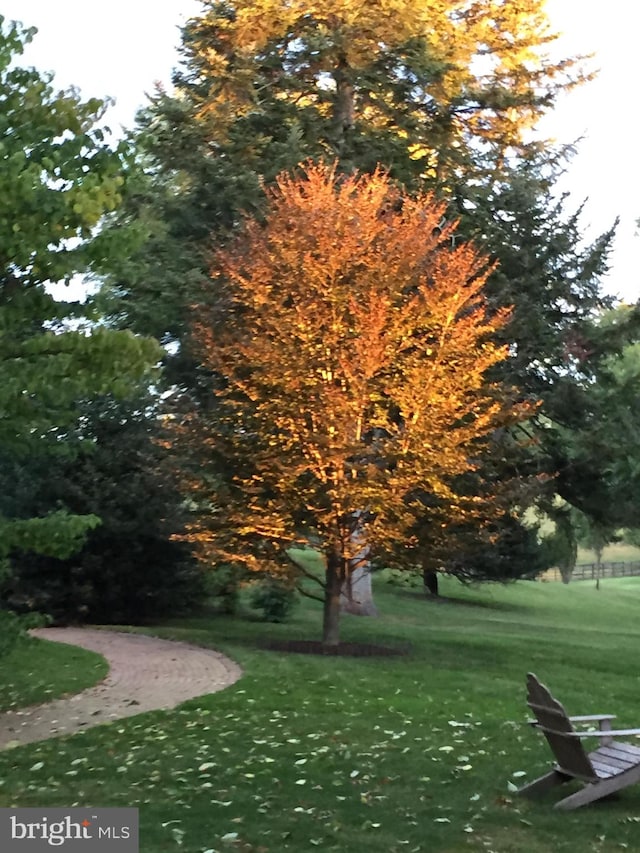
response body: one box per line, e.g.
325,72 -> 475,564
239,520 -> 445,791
179,163 -> 533,646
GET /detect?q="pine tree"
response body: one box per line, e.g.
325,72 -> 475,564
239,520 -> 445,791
102,0 -> 591,359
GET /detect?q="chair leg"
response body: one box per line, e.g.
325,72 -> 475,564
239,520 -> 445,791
518,769 -> 571,798
555,767 -> 640,810
555,783 -> 610,810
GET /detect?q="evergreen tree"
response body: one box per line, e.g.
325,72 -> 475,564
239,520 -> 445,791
544,306 -> 640,532
4,394 -> 203,624
101,0 -> 591,363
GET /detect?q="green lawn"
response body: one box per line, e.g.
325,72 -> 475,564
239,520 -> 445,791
2,577 -> 640,852
0,635 -> 108,712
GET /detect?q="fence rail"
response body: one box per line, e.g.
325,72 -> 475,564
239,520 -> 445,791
542,561 -> 640,583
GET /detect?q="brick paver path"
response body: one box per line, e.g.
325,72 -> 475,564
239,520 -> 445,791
0,628 -> 242,750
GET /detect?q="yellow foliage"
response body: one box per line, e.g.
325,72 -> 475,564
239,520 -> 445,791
183,0 -> 580,169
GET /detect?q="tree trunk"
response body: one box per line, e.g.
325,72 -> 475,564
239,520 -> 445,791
554,510 -> 577,584
323,552 -> 343,647
423,569 -> 439,596
341,561 -> 378,616
340,516 -> 377,616
332,59 -> 355,153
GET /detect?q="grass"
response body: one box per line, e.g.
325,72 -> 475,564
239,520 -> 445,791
3,577 -> 640,852
0,635 -> 108,712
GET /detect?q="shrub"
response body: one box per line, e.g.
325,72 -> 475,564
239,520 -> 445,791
0,609 -> 49,658
380,568 -> 422,589
0,610 -> 23,658
249,579 -> 297,622
204,564 -> 244,615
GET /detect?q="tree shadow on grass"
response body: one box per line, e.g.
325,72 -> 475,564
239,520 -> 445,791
259,638 -> 411,657
390,587 -> 530,613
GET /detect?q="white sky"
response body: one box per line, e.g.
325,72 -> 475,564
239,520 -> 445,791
3,0 -> 638,304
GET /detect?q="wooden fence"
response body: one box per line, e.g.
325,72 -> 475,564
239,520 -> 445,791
542,561 -> 640,582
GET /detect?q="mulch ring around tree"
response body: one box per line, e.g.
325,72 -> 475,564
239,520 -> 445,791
259,639 -> 410,657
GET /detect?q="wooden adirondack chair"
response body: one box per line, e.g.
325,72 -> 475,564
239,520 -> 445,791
518,672 -> 640,810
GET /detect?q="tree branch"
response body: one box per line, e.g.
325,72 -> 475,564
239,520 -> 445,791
285,549 -> 326,589
295,583 -> 324,603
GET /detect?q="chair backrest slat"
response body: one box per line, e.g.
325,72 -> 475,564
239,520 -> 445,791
526,673 -> 596,781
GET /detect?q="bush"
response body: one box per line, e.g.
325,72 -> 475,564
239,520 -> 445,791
379,568 -> 422,589
204,564 -> 244,614
249,579 -> 297,622
0,609 -> 49,658
0,610 -> 23,658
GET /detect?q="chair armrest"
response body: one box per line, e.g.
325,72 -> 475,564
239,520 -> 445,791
528,715 -> 616,726
568,714 -> 616,723
571,715 -> 617,744
534,725 -> 640,739
585,728 -> 640,738
527,717 -> 615,729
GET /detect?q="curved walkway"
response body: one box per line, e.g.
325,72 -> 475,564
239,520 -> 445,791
0,628 -> 242,750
